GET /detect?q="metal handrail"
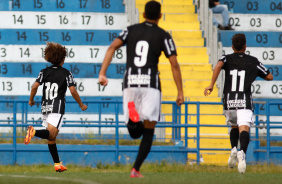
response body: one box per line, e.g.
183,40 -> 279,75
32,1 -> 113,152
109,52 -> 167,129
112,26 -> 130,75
1,100 -> 281,165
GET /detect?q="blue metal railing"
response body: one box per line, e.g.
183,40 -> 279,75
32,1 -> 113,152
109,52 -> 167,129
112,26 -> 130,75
0,100 -> 281,165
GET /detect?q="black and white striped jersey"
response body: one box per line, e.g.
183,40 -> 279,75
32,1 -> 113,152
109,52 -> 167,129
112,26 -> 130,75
220,53 -> 270,110
35,65 -> 76,114
118,21 -> 177,91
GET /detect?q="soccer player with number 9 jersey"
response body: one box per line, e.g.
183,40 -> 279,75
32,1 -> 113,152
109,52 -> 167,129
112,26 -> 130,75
24,42 -> 87,172
99,1 -> 184,178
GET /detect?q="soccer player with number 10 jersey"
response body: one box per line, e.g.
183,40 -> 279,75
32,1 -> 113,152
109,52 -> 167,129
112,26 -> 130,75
25,42 -> 88,172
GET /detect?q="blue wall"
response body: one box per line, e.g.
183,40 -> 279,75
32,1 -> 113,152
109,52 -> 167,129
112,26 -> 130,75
0,144 -> 188,166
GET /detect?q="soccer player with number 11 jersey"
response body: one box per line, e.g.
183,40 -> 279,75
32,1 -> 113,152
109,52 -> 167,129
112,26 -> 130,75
204,34 -> 273,173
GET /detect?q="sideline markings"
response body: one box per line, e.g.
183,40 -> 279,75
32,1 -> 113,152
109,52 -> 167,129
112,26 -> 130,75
0,174 -> 101,184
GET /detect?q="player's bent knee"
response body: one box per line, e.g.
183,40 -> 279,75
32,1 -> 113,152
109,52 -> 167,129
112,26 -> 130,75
47,131 -> 58,141
127,120 -> 144,139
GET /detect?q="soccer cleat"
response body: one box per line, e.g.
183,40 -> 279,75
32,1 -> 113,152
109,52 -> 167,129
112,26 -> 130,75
228,147 -> 238,168
237,150 -> 246,174
54,162 -> 67,172
24,125 -> 35,145
130,168 -> 144,178
128,101 -> 139,123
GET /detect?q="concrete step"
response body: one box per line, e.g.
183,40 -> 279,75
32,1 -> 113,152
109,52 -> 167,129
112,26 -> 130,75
162,96 -> 222,102
188,152 -> 230,165
159,64 -> 212,71
159,54 -> 208,64
160,70 -> 212,80
163,13 -> 197,21
163,115 -> 226,125
139,13 -> 198,23
136,5 -> 195,13
176,47 -> 207,55
159,21 -> 200,30
161,79 -> 213,88
163,0 -> 194,5
162,104 -> 224,114
171,30 -> 202,38
136,0 -> 161,4
164,127 -> 228,135
161,87 -> 218,97
174,38 -> 204,47
187,141 -> 230,149
162,88 -> 218,97
136,0 -> 193,5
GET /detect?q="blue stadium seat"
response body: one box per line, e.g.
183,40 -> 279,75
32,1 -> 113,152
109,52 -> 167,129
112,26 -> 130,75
0,0 -> 127,124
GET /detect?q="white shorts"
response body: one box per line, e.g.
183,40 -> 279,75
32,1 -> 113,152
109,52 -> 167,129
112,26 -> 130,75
42,113 -> 64,130
123,88 -> 162,124
224,109 -> 254,127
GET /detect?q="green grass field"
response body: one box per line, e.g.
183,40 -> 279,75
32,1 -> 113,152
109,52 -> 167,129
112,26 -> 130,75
1,164 -> 282,184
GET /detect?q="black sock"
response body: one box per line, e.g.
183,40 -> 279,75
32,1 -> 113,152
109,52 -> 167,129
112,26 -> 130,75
35,129 -> 50,139
133,128 -> 154,171
240,131 -> 250,154
48,144 -> 60,163
127,120 -> 144,139
230,128 -> 239,148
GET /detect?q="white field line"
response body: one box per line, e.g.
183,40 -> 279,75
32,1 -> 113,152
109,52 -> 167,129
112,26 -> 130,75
0,174 -> 101,184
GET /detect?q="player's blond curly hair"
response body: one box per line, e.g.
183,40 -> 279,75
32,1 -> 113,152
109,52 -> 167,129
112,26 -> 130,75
44,42 -> 66,65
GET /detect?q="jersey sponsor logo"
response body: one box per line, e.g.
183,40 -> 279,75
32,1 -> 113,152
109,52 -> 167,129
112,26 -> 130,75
41,104 -> 54,113
128,74 -> 151,85
227,99 -> 246,108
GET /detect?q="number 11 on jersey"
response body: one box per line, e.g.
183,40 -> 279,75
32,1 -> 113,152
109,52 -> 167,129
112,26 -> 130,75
230,69 -> 245,92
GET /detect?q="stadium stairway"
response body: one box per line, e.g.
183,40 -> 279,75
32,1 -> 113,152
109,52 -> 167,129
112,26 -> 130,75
136,0 -> 230,165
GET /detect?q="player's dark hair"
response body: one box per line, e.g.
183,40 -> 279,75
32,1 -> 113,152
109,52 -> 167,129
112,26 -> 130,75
44,42 -> 66,65
232,33 -> 246,51
145,1 -> 161,20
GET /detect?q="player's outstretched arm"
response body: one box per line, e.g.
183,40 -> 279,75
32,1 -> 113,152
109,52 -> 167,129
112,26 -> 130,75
29,82 -> 40,106
204,61 -> 224,96
168,55 -> 184,106
69,86 -> 87,111
99,38 -> 123,86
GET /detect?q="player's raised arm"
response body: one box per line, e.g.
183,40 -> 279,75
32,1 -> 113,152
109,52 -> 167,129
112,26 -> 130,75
99,38 -> 123,86
28,82 -> 40,106
168,55 -> 184,106
204,60 -> 224,96
68,86 -> 87,111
